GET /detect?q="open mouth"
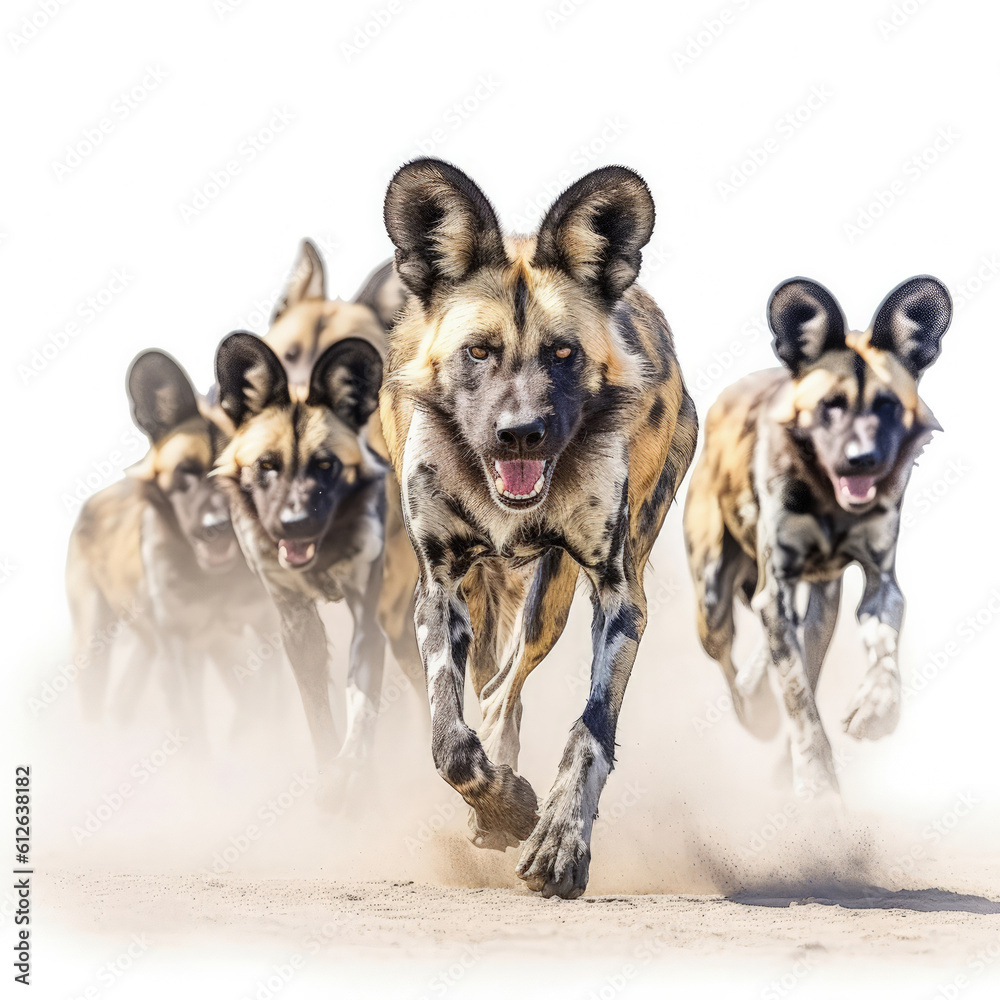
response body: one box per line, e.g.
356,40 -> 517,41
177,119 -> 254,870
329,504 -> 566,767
193,534 -> 239,572
834,474 -> 878,507
491,458 -> 550,508
278,537 -> 318,570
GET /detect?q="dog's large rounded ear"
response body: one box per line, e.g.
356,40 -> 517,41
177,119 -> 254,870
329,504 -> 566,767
532,166 -> 655,305
767,278 -> 847,375
869,276 -> 952,378
271,239 -> 326,324
127,350 -> 201,443
351,258 -> 409,332
384,158 -> 508,307
216,332 -> 290,428
307,337 -> 383,431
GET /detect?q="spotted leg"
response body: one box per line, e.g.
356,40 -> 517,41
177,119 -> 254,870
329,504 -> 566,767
415,573 -> 540,846
754,568 -> 840,799
516,537 -> 647,899
843,566 -> 903,740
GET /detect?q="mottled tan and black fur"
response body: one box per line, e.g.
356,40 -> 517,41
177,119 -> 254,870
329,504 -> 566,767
684,276 -> 952,796
66,351 -> 274,737
381,159 -> 697,897
257,240 -> 421,681
212,243 -> 423,799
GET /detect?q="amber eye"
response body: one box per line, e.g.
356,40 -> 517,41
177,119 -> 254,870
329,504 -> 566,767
259,458 -> 277,473
315,458 -> 333,471
468,345 -> 490,361
555,345 -> 573,360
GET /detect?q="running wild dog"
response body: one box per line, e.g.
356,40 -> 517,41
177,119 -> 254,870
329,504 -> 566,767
260,239 -> 420,679
684,276 -> 952,797
66,350 -> 274,735
214,253 -> 423,798
381,158 -> 697,897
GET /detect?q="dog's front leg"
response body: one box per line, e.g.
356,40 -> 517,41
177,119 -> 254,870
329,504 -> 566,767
272,592 -> 339,777
338,557 -> 388,765
843,567 -> 904,740
754,571 -> 839,798
416,576 -> 539,848
516,550 -> 647,899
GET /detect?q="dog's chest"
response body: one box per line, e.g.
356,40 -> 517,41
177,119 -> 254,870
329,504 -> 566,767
775,506 -> 898,579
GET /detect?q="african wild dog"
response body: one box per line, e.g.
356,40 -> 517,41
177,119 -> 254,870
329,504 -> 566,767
257,239 -> 420,676
66,350 -> 274,735
214,312 -> 419,799
684,276 -> 952,797
381,158 -> 698,897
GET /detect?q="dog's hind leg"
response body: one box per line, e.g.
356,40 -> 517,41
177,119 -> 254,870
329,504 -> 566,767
377,475 -> 426,701
690,513 -> 779,740
465,551 -> 579,849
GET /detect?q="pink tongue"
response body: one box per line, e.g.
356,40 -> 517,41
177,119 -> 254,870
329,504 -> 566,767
839,475 -> 876,499
497,459 -> 544,495
280,538 -> 314,565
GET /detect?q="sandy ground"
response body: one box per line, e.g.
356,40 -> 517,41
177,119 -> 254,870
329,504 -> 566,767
13,552 -> 1000,999
35,869 -> 1000,999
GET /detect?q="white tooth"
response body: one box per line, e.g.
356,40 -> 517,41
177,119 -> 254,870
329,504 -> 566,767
494,459 -> 502,473
533,476 -> 544,492
304,543 -> 316,561
495,477 -> 505,493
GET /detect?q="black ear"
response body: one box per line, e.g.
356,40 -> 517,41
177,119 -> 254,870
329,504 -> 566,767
870,275 -> 952,377
127,350 -> 201,443
532,166 -> 655,304
384,158 -> 508,307
307,337 -> 383,431
215,332 -> 290,428
271,239 -> 326,323
351,258 -> 409,332
767,278 -> 848,375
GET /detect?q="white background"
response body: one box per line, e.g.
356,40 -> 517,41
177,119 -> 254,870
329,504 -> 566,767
3,0 -> 1000,997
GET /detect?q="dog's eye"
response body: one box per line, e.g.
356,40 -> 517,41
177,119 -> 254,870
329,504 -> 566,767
315,457 -> 336,472
468,345 -> 490,361
258,457 -> 280,474
554,345 -> 573,360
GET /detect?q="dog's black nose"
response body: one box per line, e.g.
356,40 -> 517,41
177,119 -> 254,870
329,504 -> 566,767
496,417 -> 547,452
278,508 -> 316,538
846,450 -> 879,472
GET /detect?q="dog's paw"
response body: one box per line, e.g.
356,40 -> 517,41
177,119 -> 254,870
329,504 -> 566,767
515,805 -> 591,899
467,765 -> 538,851
735,642 -> 768,699
843,668 -> 900,741
790,743 -> 841,803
